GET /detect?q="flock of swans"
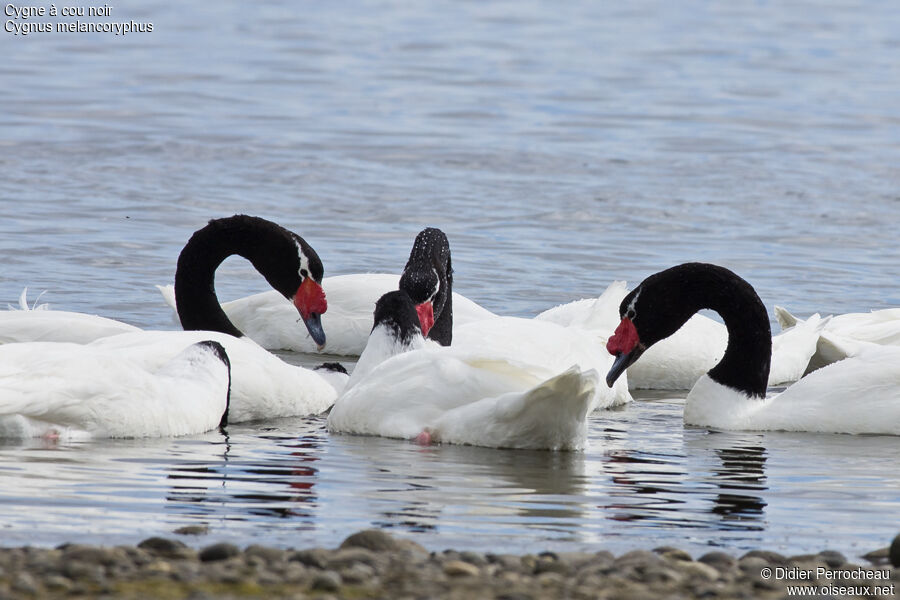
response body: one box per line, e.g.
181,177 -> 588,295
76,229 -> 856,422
1,214 -> 897,447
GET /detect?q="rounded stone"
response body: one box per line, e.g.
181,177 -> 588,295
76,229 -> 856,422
340,529 -> 400,552
310,570 -> 342,591
443,560 -> 481,577
199,543 -> 241,562
741,549 -> 787,565
888,533 -> 900,568
137,537 -> 195,560
816,550 -> 846,568
698,551 -> 737,572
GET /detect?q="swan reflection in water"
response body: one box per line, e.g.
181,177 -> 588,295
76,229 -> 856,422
164,420 -> 325,528
596,403 -> 769,534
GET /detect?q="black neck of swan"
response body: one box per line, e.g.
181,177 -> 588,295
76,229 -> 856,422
399,227 -> 453,346
633,263 -> 772,398
174,215 -> 313,337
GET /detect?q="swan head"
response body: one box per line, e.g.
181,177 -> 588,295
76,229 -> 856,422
288,234 -> 328,350
605,263 -> 772,398
399,228 -> 451,338
605,264 -> 714,387
372,290 -> 425,348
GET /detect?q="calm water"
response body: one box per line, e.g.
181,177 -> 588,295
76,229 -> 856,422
1,1 -> 899,557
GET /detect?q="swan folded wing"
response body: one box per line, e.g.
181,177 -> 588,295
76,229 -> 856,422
0,310 -> 139,344
764,347 -> 900,435
534,280 -> 628,332
91,330 -> 337,422
768,313 -> 830,385
327,351 -> 560,440
430,366 -> 598,450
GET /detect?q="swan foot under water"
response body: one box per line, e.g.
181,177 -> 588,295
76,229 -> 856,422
415,428 -> 435,446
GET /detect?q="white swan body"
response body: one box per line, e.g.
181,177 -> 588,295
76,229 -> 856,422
684,345 -> 900,434
0,340 -> 230,440
453,316 -> 632,409
89,330 -> 343,422
776,306 -> 900,371
327,291 -> 598,450
0,289 -> 139,345
158,273 -> 496,355
536,281 -> 821,390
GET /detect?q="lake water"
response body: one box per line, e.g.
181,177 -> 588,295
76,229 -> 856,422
1,0 -> 899,558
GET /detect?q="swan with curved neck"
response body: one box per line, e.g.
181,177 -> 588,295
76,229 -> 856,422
174,214 -> 328,348
605,262 -> 900,435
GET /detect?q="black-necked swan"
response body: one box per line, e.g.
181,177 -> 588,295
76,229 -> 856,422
1,215 -> 347,421
174,214 -> 328,348
159,227 -> 496,355
326,290 -> 599,450
0,340 -> 231,440
535,279 -> 826,390
604,262 -> 900,435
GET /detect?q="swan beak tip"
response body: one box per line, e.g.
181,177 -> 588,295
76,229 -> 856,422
304,313 -> 327,350
606,351 -> 633,388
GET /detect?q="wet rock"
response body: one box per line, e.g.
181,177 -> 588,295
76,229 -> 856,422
890,533 -> 900,567
11,572 -> 39,595
443,559 -> 481,577
863,547 -> 890,565
310,569 -> 342,591
137,536 -> 195,560
328,547 -> 381,571
340,562 -> 377,584
244,544 -> 286,564
654,546 -> 693,562
340,529 -> 401,552
816,550 -> 846,567
698,551 -> 737,572
340,528 -> 427,555
615,549 -> 663,569
173,524 -> 210,536
199,542 -> 241,562
741,549 -> 787,565
290,547 -> 332,569
681,560 -> 721,582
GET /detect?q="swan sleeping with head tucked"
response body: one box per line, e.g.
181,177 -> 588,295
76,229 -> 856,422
327,291 -> 600,450
0,340 -> 231,440
605,262 -> 900,435
776,305 -> 900,372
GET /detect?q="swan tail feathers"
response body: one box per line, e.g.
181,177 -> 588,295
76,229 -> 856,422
431,366 -> 598,450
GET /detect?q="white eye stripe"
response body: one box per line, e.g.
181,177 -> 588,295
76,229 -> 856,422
295,240 -> 310,280
428,268 -> 440,301
625,288 -> 641,319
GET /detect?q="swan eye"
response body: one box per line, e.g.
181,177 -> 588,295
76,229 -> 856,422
626,308 -> 636,320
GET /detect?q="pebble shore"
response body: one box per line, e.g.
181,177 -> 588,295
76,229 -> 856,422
0,530 -> 897,599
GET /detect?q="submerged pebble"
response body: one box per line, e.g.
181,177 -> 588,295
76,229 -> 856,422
0,529 -> 894,599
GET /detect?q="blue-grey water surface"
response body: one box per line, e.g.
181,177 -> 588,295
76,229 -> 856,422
1,1 -> 899,557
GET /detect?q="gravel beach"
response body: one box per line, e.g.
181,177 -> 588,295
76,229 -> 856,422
0,530 -> 897,599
